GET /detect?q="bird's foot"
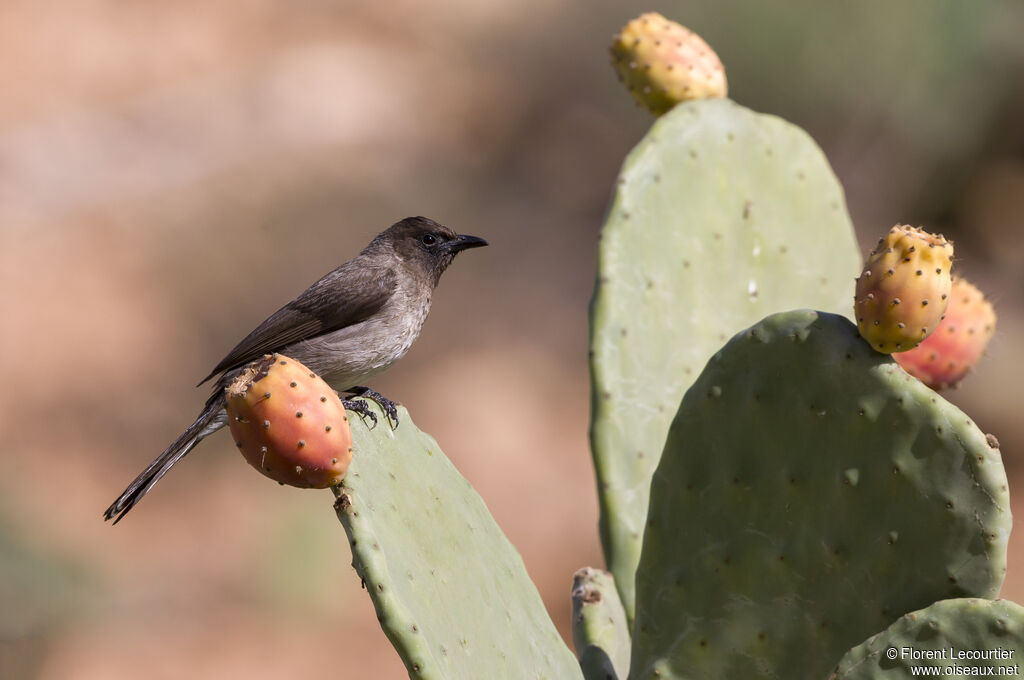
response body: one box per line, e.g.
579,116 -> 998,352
345,386 -> 400,429
341,397 -> 379,429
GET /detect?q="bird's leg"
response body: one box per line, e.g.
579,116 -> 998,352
341,397 -> 379,429
345,386 -> 400,429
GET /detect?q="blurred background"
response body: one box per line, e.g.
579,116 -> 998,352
2,1 -> 1023,677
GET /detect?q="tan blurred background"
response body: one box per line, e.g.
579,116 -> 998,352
2,1 -> 1023,678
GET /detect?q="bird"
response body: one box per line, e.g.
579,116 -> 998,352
104,216 -> 487,523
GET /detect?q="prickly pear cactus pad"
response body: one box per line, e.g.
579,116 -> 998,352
572,567 -> 631,680
630,311 -> 1010,680
590,98 -> 861,619
333,404 -> 582,680
828,598 -> 1024,679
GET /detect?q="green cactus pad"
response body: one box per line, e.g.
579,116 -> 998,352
334,405 -> 582,680
590,98 -> 861,619
572,567 -> 631,680
828,598 -> 1024,679
629,311 -> 1010,680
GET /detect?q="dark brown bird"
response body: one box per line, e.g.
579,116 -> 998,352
104,216 -> 487,523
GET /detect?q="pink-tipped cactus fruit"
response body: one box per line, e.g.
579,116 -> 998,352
225,353 -> 352,488
894,277 -> 996,389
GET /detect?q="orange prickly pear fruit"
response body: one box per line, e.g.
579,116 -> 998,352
225,354 -> 353,488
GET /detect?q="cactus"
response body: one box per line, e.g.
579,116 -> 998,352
894,277 -> 996,389
828,598 -> 1024,679
610,13 -> 727,115
225,353 -> 352,488
629,310 -> 1010,680
590,97 -> 862,619
333,403 -> 582,680
571,568 -> 631,680
854,225 -> 954,354
109,13 -> 1022,680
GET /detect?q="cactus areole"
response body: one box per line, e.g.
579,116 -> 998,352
225,353 -> 353,488
855,225 -> 954,354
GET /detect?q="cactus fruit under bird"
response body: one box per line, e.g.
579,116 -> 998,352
610,13 -> 727,115
225,353 -> 353,488
894,277 -> 997,390
854,225 -> 954,354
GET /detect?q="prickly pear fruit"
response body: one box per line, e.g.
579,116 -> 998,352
610,13 -> 727,115
854,225 -> 954,353
225,353 -> 352,488
894,278 -> 996,389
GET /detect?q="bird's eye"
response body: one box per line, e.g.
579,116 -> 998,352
421,233 -> 437,246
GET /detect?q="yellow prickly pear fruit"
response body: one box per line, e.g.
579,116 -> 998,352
610,13 -> 727,116
225,353 -> 353,489
854,225 -> 954,354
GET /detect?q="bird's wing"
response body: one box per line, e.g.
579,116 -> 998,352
198,265 -> 397,385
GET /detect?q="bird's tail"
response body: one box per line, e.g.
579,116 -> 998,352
103,401 -> 225,524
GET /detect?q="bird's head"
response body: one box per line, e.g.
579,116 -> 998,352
382,216 -> 488,284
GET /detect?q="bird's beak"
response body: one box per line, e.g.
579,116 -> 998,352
447,234 -> 489,253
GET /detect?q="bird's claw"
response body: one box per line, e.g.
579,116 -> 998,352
341,398 -> 379,429
345,387 -> 400,429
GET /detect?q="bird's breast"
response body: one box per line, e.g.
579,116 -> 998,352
285,290 -> 432,391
